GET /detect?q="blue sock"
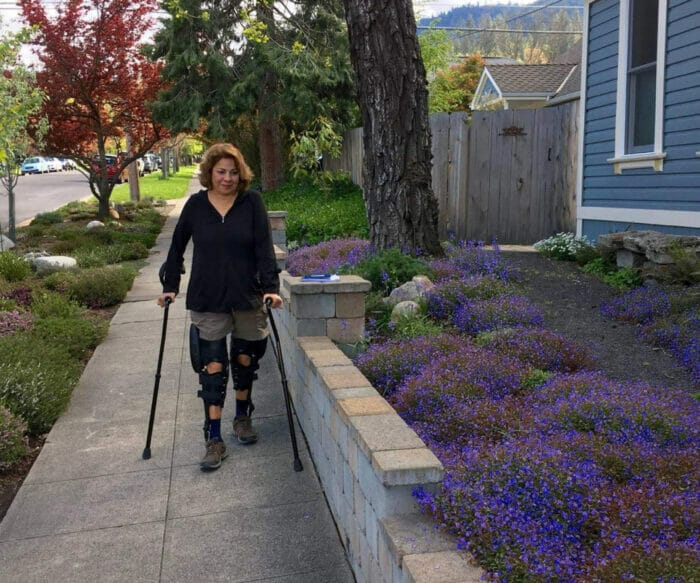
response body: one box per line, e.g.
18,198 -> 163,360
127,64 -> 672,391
209,419 -> 221,441
236,399 -> 249,418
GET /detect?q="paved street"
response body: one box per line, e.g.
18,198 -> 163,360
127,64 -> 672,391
0,170 -> 93,230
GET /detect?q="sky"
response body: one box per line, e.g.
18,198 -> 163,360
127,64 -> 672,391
0,1 -> 560,34
1,1 -> 541,30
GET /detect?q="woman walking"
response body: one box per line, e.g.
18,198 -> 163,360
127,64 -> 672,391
158,143 -> 282,471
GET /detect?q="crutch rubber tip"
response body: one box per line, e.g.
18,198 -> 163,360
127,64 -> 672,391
142,448 -> 152,460
294,459 -> 303,472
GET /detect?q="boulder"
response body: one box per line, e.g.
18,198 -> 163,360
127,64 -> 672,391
86,220 -> 105,230
383,275 -> 435,307
598,230 -> 700,267
390,300 -> 420,322
109,208 -> 120,220
33,255 -> 78,275
0,234 -> 15,251
23,251 -> 50,263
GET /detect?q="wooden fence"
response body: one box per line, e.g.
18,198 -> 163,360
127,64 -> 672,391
325,101 -> 579,244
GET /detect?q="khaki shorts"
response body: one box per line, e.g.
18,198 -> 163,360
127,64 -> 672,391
190,307 -> 269,342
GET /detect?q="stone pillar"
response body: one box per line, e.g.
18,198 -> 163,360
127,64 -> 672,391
281,272 -> 371,344
268,210 -> 287,250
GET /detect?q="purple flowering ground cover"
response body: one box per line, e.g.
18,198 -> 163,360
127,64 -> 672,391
288,240 -> 699,580
284,238 -> 371,276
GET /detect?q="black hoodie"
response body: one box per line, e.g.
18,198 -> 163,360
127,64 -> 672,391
162,189 -> 279,312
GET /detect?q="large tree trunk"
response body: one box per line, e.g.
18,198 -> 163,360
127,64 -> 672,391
258,76 -> 284,191
257,0 -> 284,191
343,0 -> 441,255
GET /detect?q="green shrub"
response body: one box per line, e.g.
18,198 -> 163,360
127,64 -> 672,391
0,298 -> 18,311
581,257 -> 609,276
113,241 -> 149,261
0,333 -> 80,434
521,369 -> 554,391
574,243 -> 600,266
84,227 -> 116,245
112,229 -> 157,248
263,176 -> 368,245
31,211 -> 63,225
73,242 -> 148,268
0,252 -> 31,282
41,271 -> 77,292
582,258 -> 643,290
0,404 -> 28,470
66,265 -> 136,308
61,200 -> 98,218
31,291 -> 82,318
603,267 -> 643,290
353,247 -> 431,294
33,317 -> 108,360
389,312 -> 446,339
51,239 -> 81,254
66,211 -> 96,222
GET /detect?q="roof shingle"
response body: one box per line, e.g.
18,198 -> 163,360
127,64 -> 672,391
486,64 -> 577,95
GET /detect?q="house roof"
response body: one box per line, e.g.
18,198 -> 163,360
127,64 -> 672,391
486,63 -> 578,96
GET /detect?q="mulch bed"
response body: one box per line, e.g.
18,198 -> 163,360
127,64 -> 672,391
499,248 -> 695,393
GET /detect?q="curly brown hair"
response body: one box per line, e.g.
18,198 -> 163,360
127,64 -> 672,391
198,143 -> 253,192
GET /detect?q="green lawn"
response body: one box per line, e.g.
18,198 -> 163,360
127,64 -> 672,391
110,165 -> 198,202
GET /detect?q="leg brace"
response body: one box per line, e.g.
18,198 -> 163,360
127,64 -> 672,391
196,336 -> 228,441
230,338 -> 267,417
198,337 -> 229,407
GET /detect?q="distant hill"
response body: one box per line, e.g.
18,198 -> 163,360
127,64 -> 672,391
418,1 -> 584,63
418,1 -> 584,28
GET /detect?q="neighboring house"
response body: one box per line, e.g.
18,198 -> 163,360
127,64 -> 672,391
577,0 -> 700,239
470,63 -> 580,110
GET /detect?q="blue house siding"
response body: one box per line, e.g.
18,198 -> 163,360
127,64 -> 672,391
580,0 -> 700,239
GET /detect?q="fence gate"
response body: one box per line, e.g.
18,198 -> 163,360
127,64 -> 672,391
326,101 -> 579,245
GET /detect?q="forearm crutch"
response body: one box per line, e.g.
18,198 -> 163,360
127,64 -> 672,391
265,298 -> 303,472
142,296 -> 171,460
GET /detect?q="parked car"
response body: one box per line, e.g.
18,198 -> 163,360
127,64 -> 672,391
45,157 -> 63,172
142,153 -> 156,173
91,154 -> 128,184
147,151 -> 161,171
59,157 -> 76,170
20,156 -> 50,175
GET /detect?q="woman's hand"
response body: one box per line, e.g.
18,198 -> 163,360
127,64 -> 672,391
263,293 -> 283,309
157,292 -> 176,307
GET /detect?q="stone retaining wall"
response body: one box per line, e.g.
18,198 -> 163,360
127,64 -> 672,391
274,271 -> 483,583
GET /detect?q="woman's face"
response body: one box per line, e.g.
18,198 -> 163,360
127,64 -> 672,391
210,157 -> 240,196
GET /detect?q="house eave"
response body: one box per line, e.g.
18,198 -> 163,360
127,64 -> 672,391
546,91 -> 581,106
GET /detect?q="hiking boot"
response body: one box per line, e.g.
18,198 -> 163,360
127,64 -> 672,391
233,416 -> 258,444
200,439 -> 228,471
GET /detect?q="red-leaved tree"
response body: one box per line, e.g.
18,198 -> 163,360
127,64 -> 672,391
20,0 -> 165,217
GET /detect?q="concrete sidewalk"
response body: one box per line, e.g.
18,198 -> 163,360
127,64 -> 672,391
0,182 -> 354,582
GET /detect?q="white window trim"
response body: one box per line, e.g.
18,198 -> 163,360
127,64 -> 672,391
470,68 -> 503,110
576,2 -> 592,239
611,0 -> 667,173
577,207 -> 700,232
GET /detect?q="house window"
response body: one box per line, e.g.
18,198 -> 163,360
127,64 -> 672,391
626,0 -> 658,152
609,0 -> 667,172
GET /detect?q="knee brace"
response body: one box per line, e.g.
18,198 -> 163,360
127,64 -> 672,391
230,338 -> 267,390
197,337 -> 229,408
